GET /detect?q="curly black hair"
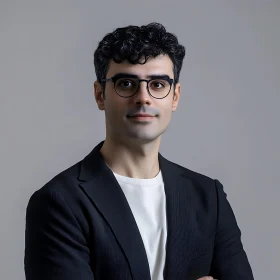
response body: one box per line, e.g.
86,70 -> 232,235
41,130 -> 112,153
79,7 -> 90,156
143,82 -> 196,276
93,22 -> 186,93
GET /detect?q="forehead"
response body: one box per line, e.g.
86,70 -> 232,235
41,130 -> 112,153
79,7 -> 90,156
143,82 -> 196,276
106,54 -> 174,78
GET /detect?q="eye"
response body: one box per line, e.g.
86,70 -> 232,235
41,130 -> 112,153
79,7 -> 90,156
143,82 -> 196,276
150,80 -> 167,89
117,79 -> 137,88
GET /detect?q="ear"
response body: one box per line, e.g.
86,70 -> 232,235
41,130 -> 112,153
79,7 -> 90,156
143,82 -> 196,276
94,80 -> 105,111
172,82 -> 181,112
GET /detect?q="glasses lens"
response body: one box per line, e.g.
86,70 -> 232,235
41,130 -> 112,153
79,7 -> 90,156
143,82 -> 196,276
115,78 -> 138,97
148,79 -> 171,98
115,78 -> 171,98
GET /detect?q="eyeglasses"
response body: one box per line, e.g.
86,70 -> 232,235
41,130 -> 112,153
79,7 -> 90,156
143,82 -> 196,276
101,74 -> 174,99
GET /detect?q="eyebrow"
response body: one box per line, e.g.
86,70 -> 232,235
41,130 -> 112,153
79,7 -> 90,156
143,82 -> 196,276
112,72 -> 172,80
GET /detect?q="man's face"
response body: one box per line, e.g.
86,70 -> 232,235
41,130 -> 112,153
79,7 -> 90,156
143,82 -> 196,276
94,54 -> 181,145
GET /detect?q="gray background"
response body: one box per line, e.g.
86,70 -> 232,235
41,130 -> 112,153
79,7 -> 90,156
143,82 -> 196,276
1,0 -> 279,279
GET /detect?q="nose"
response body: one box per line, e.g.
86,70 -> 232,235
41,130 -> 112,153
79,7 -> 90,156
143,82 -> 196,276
133,81 -> 152,104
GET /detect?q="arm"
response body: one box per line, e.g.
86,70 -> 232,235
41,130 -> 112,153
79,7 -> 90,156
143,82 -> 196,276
209,179 -> 254,279
24,188 -> 94,280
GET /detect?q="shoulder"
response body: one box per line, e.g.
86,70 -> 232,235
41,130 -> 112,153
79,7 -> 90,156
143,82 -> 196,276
167,158 -> 217,184
165,158 -> 222,194
27,159 -> 84,207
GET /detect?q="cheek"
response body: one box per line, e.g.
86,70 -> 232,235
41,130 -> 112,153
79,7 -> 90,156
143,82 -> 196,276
104,100 -> 125,122
163,110 -> 172,125
160,102 -> 173,120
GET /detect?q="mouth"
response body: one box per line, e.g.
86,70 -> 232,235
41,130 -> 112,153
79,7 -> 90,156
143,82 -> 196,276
127,115 -> 156,121
128,114 -> 157,117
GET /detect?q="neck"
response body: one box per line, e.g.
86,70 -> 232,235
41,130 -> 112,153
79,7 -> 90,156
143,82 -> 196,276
100,137 -> 161,179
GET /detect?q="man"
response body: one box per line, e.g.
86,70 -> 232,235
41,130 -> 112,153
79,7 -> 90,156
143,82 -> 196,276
24,22 -> 254,280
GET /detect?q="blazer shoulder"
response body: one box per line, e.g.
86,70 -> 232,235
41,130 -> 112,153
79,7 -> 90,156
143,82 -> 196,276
166,158 -> 216,187
166,157 -> 215,181
29,158 -> 83,203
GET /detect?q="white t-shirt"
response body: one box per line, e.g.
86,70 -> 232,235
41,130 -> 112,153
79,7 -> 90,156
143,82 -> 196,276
111,168 -> 167,280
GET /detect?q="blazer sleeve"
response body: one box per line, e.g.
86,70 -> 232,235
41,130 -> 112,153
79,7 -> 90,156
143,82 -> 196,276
209,179 -> 254,280
24,188 -> 94,280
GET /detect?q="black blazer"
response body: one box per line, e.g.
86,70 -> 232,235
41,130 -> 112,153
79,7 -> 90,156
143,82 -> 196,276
24,140 -> 254,280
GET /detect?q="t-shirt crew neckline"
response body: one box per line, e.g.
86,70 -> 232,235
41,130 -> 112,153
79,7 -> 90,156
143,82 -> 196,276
105,162 -> 162,187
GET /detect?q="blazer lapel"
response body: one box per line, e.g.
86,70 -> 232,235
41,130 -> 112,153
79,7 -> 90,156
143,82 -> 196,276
159,153 -> 195,279
79,141 -> 151,280
78,140 -> 195,280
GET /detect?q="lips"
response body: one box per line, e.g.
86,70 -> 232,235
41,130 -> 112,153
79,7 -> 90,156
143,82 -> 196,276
129,114 -> 154,117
